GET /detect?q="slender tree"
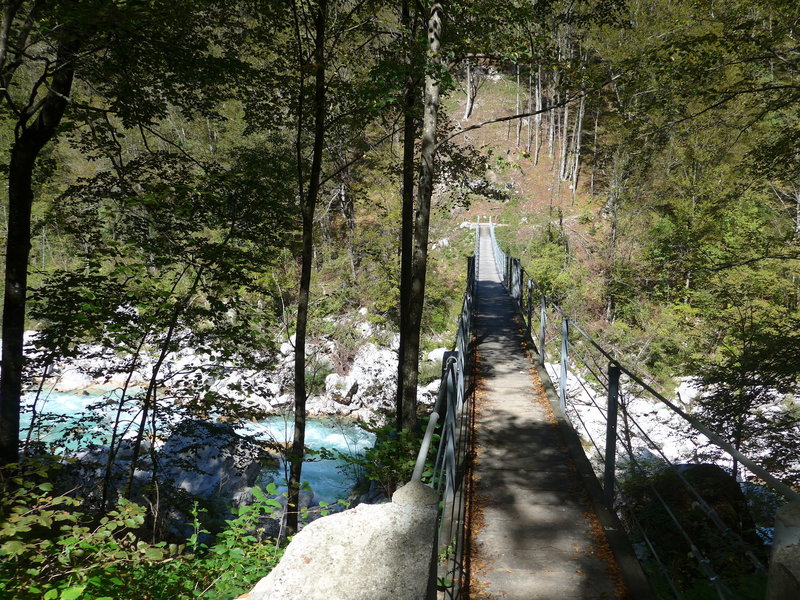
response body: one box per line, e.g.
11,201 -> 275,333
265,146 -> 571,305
0,0 -> 252,467
399,1 -> 443,432
396,0 -> 421,431
286,0 -> 328,535
0,20 -> 78,465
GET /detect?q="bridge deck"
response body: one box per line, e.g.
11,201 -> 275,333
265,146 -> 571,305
469,225 -> 623,600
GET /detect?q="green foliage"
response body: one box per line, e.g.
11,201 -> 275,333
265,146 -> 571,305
340,423 -> 434,497
619,461 -> 768,600
0,464 -> 181,600
175,487 -> 284,600
0,465 -> 284,600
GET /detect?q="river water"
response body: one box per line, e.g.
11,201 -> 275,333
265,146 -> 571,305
21,389 -> 374,504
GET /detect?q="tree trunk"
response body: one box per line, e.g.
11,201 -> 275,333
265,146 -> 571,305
534,65 -> 542,165
570,93 -> 585,198
124,268 -> 203,498
397,0 -> 418,431
559,102 -> 569,180
515,64 -> 521,147
0,41 -> 77,466
526,65 -> 533,153
547,74 -> 555,159
399,1 -> 442,433
287,0 -> 327,535
463,56 -> 474,120
590,106 -> 599,198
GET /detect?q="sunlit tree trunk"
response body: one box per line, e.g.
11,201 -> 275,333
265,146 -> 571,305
399,1 -> 442,433
570,94 -> 585,197
515,64 -> 521,146
463,56 -> 475,120
534,65 -> 542,165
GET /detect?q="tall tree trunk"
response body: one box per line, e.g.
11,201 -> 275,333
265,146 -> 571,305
570,93 -> 585,199
287,0 -> 327,535
0,41 -> 76,466
515,64 -> 521,147
559,102 -> 569,180
534,65 -> 542,165
397,0 -> 418,430
590,106 -> 599,198
463,56 -> 474,120
526,65 -> 533,153
547,74 -> 555,159
399,1 -> 442,433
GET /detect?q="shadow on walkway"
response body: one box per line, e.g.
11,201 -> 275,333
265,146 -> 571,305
469,226 -> 623,600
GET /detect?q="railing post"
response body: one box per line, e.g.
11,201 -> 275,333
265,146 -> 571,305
511,258 -> 517,299
559,317 -> 569,412
538,295 -> 546,365
527,279 -> 533,334
467,255 -> 475,296
604,362 -> 621,509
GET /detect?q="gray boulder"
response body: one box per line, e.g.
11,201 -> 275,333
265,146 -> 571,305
242,481 -> 438,600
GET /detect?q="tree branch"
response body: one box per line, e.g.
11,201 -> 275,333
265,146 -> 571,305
438,74 -> 622,148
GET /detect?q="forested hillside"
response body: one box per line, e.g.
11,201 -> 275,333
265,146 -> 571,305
464,0 -> 800,486
0,0 -> 798,598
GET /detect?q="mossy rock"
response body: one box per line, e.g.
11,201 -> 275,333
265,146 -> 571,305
623,463 -> 766,589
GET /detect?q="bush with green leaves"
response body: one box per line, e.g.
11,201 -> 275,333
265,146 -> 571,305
174,485 -> 285,600
0,464 -> 284,600
337,422 -> 437,497
0,464 -> 180,600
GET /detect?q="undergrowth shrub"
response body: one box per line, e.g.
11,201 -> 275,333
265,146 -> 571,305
0,464 -> 284,600
338,422 -> 437,497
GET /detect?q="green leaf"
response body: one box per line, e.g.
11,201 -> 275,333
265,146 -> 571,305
60,586 -> 86,600
144,547 -> 164,561
0,540 -> 26,555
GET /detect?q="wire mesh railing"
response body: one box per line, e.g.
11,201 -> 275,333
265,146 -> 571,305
487,221 -> 799,600
412,220 -> 478,599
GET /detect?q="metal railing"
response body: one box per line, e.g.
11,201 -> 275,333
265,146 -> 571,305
488,221 -> 799,600
412,220 -> 478,599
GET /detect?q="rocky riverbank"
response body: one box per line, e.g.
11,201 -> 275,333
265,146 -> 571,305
25,309 -> 448,426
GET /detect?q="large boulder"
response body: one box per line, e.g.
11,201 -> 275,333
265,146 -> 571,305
623,463 -> 766,586
242,481 -> 438,600
159,420 -> 263,499
158,419 -> 267,537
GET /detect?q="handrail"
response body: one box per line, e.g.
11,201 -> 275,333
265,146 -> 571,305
412,219 -> 478,599
486,222 -> 798,600
487,222 -> 799,503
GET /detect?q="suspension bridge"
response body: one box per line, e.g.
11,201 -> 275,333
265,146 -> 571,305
417,221 -> 800,600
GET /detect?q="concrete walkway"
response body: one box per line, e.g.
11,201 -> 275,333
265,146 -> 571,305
470,225 -> 623,600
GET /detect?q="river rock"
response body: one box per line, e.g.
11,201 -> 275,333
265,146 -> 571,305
53,368 -> 96,392
625,463 -> 766,585
242,481 -> 437,600
157,419 -> 267,538
159,420 -> 263,500
427,347 -> 447,363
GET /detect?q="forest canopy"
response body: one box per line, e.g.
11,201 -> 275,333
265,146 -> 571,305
0,0 -> 798,598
